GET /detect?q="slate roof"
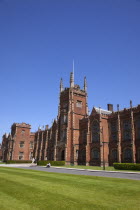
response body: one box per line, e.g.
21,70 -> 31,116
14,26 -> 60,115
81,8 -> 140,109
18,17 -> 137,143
94,107 -> 112,115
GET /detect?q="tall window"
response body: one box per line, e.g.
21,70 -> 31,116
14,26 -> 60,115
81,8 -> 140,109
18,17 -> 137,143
123,120 -> 131,130
21,130 -> 25,135
124,148 -> 132,162
111,123 -> 117,132
63,115 -> 67,123
61,115 -> 67,124
124,131 -> 131,140
29,152 -> 33,160
9,151 -> 12,160
61,130 -> 67,141
30,141 -> 34,149
19,141 -> 24,148
123,120 -> 131,141
91,121 -> 100,142
110,122 -> 117,141
111,149 -> 118,162
91,149 -> 100,160
19,152 -> 24,160
112,134 -> 117,141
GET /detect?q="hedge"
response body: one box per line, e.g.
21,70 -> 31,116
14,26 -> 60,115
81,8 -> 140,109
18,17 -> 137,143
6,160 -> 32,164
113,163 -> 140,171
37,160 -> 65,166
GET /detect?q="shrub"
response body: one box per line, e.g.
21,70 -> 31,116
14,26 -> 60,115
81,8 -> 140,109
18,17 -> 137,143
6,160 -> 32,164
113,163 -> 140,171
37,160 -> 65,166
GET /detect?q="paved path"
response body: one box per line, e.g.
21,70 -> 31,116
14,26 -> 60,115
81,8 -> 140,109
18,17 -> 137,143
11,165 -> 140,180
1,164 -> 140,180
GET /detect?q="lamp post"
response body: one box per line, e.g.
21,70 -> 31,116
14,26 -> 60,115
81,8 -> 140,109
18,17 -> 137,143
101,127 -> 108,170
102,141 -> 108,170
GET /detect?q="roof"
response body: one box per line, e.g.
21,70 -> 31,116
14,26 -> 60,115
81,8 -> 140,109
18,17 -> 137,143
94,107 -> 112,115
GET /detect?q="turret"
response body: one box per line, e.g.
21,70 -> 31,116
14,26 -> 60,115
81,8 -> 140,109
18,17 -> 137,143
70,72 -> 74,88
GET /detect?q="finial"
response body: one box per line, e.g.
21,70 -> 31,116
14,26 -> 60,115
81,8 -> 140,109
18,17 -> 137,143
73,59 -> 74,76
99,106 -> 101,115
70,60 -> 75,88
117,104 -> 119,112
130,100 -> 132,108
84,76 -> 87,92
60,78 -> 64,92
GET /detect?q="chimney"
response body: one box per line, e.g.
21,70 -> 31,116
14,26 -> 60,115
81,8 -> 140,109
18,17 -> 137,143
107,104 -> 113,112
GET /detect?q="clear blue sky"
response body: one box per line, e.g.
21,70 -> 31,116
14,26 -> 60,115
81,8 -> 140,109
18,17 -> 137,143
0,0 -> 140,142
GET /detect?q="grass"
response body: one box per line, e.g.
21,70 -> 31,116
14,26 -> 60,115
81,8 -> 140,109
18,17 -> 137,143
0,167 -> 140,210
58,165 -> 140,172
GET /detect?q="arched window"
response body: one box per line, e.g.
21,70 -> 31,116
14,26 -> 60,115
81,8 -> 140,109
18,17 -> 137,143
91,121 -> 100,142
124,148 -> 132,162
111,149 -> 118,162
91,149 -> 100,160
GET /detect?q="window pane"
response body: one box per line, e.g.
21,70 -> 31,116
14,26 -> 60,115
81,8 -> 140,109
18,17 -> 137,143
91,150 -> 100,159
19,141 -> 24,148
92,121 -> 100,142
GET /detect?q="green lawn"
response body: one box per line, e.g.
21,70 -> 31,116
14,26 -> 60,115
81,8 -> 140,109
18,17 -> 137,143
0,167 -> 140,210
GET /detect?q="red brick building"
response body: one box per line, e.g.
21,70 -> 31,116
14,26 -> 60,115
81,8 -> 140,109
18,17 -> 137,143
2,123 -> 34,161
2,73 -> 140,166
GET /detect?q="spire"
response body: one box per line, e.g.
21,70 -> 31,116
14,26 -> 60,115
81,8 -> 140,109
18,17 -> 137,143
84,76 -> 87,92
60,78 -> 64,92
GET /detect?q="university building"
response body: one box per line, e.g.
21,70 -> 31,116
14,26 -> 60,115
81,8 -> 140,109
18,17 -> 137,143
1,73 -> 140,166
